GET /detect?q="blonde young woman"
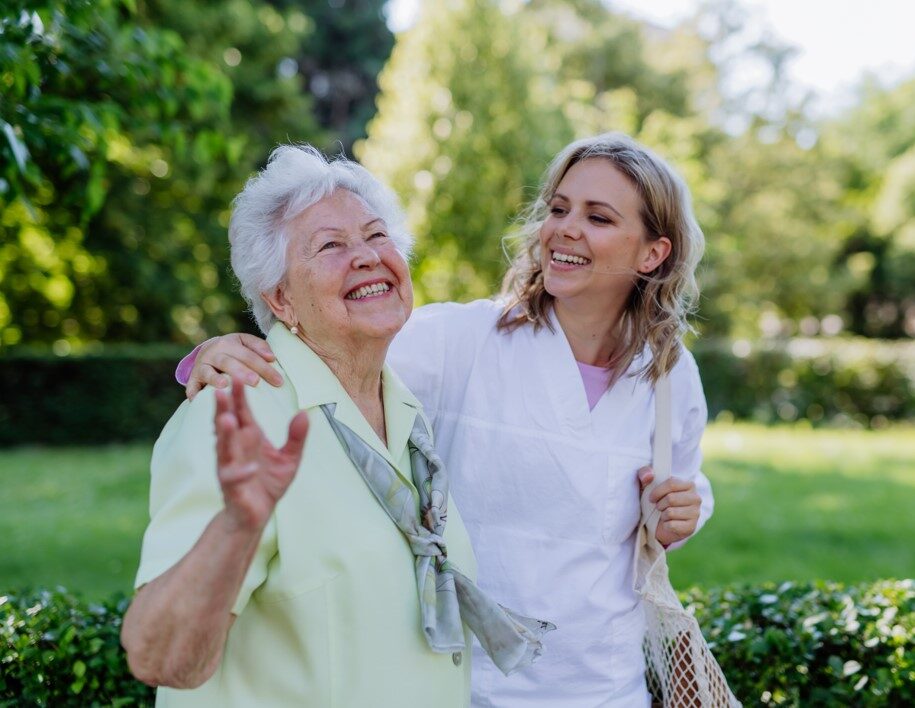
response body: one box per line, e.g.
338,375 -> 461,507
178,133 -> 714,707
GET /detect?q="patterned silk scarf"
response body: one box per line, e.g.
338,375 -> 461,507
320,404 -> 555,676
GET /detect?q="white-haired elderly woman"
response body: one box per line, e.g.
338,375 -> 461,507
120,146 -> 551,707
177,132 -> 717,707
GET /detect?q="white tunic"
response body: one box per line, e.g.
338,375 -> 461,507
387,299 -> 714,708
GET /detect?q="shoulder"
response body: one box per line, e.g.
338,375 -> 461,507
406,298 -> 502,331
394,298 -> 503,353
157,365 -> 298,459
668,344 -> 707,420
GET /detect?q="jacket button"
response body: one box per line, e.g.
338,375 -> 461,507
452,652 -> 462,666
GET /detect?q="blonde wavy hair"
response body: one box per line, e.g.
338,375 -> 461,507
498,132 -> 704,383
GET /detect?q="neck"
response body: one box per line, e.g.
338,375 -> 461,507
299,332 -> 390,443
553,295 -> 627,366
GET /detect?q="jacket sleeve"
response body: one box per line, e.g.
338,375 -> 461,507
666,349 -> 714,551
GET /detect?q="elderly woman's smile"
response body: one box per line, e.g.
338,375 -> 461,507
267,188 -> 414,347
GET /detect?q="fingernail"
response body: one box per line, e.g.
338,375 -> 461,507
246,374 -> 258,385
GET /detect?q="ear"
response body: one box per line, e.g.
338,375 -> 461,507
638,236 -> 672,274
261,283 -> 296,327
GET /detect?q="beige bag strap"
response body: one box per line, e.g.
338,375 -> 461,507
640,374 -> 672,542
652,375 -> 673,483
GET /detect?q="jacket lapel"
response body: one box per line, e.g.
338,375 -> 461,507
266,323 -> 420,487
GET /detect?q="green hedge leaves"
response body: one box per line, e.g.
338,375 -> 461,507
1,336 -> 912,446
2,581 -> 912,705
0,589 -> 153,706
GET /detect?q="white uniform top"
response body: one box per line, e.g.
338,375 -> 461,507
387,299 -> 714,708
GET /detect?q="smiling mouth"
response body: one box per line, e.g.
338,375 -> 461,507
345,281 -> 392,300
551,250 -> 591,266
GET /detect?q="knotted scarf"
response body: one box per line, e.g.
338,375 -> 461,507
320,404 -> 555,676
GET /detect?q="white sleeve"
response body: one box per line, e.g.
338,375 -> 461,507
667,349 -> 714,550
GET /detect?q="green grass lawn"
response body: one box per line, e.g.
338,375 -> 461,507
1,422 -> 913,599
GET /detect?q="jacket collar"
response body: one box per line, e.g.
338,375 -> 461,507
266,322 -> 422,477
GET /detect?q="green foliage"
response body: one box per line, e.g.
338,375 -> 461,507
2,581 -> 911,705
360,0 -> 572,303
0,344 -> 187,445
823,78 -> 915,338
0,1 -> 237,347
692,337 -> 915,427
0,589 -> 153,705
686,580 -> 915,705
270,0 -> 394,152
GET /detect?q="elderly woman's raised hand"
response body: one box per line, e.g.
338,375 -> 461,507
187,335 -> 282,401
215,376 -> 309,532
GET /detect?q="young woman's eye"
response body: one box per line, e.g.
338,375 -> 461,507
550,206 -> 566,215
590,214 -> 612,225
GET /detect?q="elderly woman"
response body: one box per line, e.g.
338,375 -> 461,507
120,146 -> 549,706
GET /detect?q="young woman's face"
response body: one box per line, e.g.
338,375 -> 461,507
538,158 -> 669,307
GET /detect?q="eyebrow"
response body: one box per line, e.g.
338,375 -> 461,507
551,192 -> 624,220
313,217 -> 385,236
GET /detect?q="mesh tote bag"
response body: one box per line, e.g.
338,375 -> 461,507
633,375 -> 741,707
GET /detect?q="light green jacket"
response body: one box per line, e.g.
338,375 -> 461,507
135,323 -> 476,707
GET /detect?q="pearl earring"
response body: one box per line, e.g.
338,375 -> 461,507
289,323 -> 299,335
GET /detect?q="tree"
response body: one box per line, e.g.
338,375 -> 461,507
270,0 -> 394,153
0,0 -> 234,347
824,78 -> 915,338
359,0 -> 571,303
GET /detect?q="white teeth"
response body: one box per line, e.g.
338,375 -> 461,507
552,251 -> 590,265
346,282 -> 391,300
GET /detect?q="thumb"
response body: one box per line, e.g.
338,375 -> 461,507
637,465 -> 654,491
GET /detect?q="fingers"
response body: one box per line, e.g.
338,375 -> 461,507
208,352 -> 264,387
656,519 -> 697,545
280,411 -> 310,462
649,476 -> 695,504
659,505 -> 699,522
637,466 -> 654,490
238,334 -> 277,363
230,376 -> 256,428
654,489 -> 701,512
214,388 -> 237,468
227,338 -> 282,386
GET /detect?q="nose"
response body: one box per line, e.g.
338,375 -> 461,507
557,217 -> 583,241
351,240 -> 382,269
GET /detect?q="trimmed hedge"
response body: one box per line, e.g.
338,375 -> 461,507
2,581 -> 912,705
0,336 -> 912,446
686,579 -> 915,705
0,590 -> 153,706
691,337 -> 915,428
0,345 -> 187,446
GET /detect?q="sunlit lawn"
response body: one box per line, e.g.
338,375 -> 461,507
1,423 -> 913,599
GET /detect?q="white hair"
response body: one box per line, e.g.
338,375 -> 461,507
229,144 -> 413,333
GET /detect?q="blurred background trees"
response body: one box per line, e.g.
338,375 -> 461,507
2,0 -> 913,354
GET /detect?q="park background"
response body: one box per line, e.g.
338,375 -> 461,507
1,0 -> 913,704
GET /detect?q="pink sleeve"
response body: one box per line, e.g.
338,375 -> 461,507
175,338 -> 216,385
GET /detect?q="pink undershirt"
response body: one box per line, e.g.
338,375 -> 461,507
177,341 -> 612,410
576,361 -> 613,410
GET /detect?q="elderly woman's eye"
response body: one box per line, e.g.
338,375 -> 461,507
369,232 -> 387,240
319,241 -> 340,251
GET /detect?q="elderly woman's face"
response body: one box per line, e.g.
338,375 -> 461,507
276,189 -> 413,345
